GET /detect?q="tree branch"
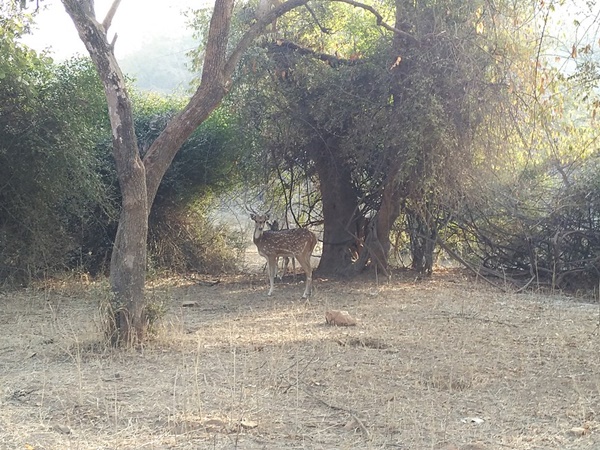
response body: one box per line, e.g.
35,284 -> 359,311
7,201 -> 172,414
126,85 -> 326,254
109,33 -> 118,50
305,4 -> 332,34
268,39 -> 362,66
330,0 -> 417,44
102,0 -> 122,31
225,0 -> 310,76
226,0 -> 416,83
435,236 -> 508,292
144,0 -> 237,204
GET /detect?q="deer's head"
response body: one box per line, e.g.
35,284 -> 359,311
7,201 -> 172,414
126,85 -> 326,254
248,211 -> 271,242
247,204 -> 273,241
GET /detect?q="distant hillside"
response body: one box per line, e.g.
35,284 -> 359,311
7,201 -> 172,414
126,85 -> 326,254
119,34 -> 197,93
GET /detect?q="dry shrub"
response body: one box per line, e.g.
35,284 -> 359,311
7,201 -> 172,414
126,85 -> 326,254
449,158 -> 600,293
148,203 -> 243,275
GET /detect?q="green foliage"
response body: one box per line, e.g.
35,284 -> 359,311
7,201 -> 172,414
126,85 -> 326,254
0,14 -> 116,283
0,19 -> 241,282
131,92 -> 239,205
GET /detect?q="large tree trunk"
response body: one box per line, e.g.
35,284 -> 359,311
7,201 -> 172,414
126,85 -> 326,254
109,180 -> 148,345
314,0 -> 407,278
311,138 -> 360,276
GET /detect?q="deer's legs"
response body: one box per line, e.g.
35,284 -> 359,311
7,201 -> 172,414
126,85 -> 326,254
281,257 -> 289,279
282,257 -> 296,281
267,256 -> 278,296
276,256 -> 295,281
296,256 -> 313,298
277,256 -> 285,280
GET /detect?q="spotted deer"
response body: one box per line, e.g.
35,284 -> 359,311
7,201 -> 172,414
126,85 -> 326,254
249,211 -> 317,298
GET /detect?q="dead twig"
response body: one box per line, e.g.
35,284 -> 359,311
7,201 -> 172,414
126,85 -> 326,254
435,237 -> 508,292
431,311 -> 518,328
299,383 -> 370,437
514,275 -> 536,293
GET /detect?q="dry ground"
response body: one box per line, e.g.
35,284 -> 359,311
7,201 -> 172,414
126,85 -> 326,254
1,267 -> 599,450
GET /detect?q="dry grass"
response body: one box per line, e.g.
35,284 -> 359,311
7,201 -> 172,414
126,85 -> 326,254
1,268 -> 599,450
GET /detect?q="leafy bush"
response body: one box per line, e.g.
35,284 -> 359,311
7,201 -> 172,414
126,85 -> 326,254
0,21 -> 115,283
148,201 -> 242,275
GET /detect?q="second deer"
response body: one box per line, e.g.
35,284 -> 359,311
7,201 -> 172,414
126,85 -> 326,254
249,211 -> 317,298
268,219 -> 296,280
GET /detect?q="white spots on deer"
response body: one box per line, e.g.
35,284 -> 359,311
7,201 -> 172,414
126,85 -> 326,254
249,212 -> 317,298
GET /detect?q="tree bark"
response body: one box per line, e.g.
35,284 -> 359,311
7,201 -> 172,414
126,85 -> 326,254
369,175 -> 401,275
311,138 -> 360,276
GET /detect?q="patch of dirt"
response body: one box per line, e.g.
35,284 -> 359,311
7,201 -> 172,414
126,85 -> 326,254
1,269 -> 599,449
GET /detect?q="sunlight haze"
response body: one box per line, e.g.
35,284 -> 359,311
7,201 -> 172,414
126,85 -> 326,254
21,0 -> 206,60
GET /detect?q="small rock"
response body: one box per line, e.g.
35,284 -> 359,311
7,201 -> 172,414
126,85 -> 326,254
570,426 -> 589,436
460,417 -> 484,425
182,300 -> 198,307
325,310 -> 357,326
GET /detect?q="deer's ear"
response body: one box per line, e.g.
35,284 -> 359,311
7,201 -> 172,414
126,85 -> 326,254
265,213 -> 270,220
250,214 -> 256,220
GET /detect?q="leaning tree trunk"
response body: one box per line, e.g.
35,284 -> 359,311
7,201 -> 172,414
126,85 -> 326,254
353,0 -> 413,278
352,163 -> 401,277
